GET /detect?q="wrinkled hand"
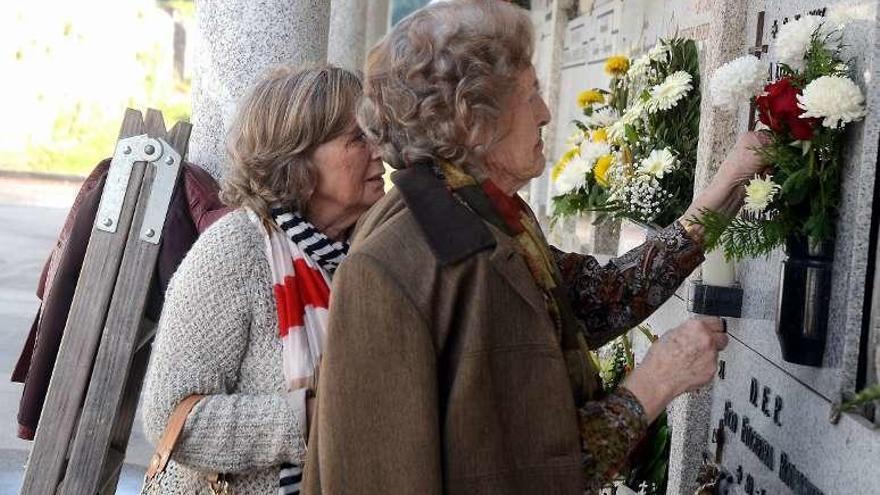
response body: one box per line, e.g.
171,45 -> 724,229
681,132 -> 772,230
623,318 -> 728,422
715,131 -> 772,186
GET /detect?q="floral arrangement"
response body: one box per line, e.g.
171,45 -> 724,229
551,38 -> 701,228
595,326 -> 668,495
699,15 -> 867,259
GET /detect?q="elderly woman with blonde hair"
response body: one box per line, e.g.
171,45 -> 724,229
141,65 -> 384,493
304,1 -> 766,494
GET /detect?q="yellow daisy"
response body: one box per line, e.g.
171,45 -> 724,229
577,89 -> 604,108
591,128 -> 608,143
594,154 -> 614,187
604,55 -> 630,77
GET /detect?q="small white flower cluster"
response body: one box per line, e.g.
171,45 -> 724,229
709,55 -> 766,112
609,174 -> 674,223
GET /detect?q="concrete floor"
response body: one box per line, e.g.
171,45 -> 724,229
0,175 -> 150,494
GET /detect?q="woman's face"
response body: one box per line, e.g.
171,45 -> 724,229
484,65 -> 552,194
309,120 -> 385,220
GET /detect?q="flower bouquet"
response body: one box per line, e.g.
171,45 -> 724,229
551,38 -> 701,229
596,326 -> 669,495
701,15 -> 867,366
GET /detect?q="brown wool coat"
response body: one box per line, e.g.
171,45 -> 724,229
304,166 -> 585,494
303,165 -> 703,494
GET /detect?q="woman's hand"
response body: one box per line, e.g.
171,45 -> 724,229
680,132 -> 770,245
622,318 -> 729,422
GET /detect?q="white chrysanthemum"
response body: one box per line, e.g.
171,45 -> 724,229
775,15 -> 822,71
645,71 -> 693,113
554,155 -> 591,194
743,175 -> 781,213
710,55 -> 767,111
648,42 -> 670,62
579,140 -> 612,166
583,106 -> 618,128
637,148 -> 676,179
798,76 -> 866,128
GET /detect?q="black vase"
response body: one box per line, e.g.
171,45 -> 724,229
775,235 -> 834,367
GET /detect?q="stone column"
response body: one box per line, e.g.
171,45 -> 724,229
364,0 -> 390,58
665,1 -> 748,493
327,0 -> 368,71
189,0 -> 331,177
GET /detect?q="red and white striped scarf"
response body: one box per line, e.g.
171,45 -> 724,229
248,207 -> 349,391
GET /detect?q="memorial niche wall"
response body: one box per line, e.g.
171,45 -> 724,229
528,0 -> 880,493
698,1 -> 880,494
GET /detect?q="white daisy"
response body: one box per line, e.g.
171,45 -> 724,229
743,175 -> 781,213
797,75 -> 866,128
709,55 -> 767,111
637,148 -> 676,179
775,15 -> 822,71
554,155 -> 591,194
645,71 -> 693,113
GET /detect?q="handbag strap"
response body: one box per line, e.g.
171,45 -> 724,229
144,394 -> 204,480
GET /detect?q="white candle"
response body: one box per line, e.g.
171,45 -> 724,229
702,248 -> 736,287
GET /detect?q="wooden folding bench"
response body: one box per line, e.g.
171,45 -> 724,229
19,108 -> 190,495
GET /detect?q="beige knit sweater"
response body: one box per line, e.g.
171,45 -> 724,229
141,209 -> 307,494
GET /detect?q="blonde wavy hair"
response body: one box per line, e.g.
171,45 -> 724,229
221,65 -> 362,219
358,0 -> 533,169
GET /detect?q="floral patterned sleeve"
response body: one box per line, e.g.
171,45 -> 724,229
580,387 -> 648,491
552,221 -> 705,349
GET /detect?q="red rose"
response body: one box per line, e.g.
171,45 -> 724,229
755,78 -> 819,141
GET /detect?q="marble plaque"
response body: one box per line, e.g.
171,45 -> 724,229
707,337 -> 880,494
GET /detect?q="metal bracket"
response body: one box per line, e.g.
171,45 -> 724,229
94,135 -> 182,245
95,135 -> 161,234
139,139 -> 181,244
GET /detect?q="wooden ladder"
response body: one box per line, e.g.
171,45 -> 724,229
19,108 -> 191,495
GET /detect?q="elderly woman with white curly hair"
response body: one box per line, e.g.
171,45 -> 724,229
304,1 -> 767,493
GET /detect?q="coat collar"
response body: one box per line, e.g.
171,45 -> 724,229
391,165 -> 496,266
391,165 -> 545,312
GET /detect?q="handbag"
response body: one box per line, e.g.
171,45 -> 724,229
140,394 -> 231,495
